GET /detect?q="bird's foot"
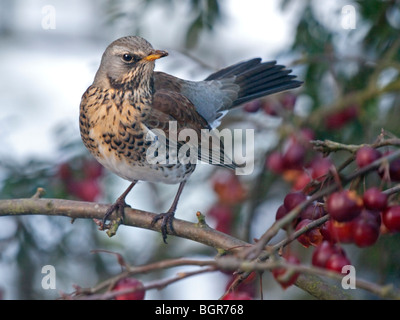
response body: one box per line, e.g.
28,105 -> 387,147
151,211 -> 176,244
101,198 -> 131,230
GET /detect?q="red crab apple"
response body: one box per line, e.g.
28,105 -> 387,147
295,218 -> 323,248
266,151 -> 285,174
112,278 -> 145,300
326,254 -> 351,273
243,100 -> 262,113
382,205 -> 400,233
212,171 -> 246,205
326,190 -> 363,222
272,254 -> 300,289
352,210 -> 380,247
327,219 -> 354,244
312,241 -> 347,268
363,187 -> 387,211
356,146 -> 382,168
207,203 -> 233,234
282,142 -> 306,170
283,192 -> 307,211
325,105 -> 358,130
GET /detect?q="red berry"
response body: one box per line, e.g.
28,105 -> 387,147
224,273 -> 256,297
382,205 -> 400,233
280,93 -> 297,110
282,142 -> 306,170
275,204 -> 288,221
300,203 -> 326,220
275,204 -> 298,230
299,128 -> 315,142
83,160 -> 103,179
292,171 -> 312,191
325,112 -> 347,130
310,157 -> 332,181
243,100 -> 262,113
325,105 -> 358,130
212,170 -> 246,205
222,292 -> 252,300
325,254 -> 351,273
113,278 -> 145,300
342,105 -> 358,119
363,187 -> 387,211
326,190 -> 363,222
215,221 -> 231,234
389,158 -> 400,181
58,162 -> 72,181
262,100 -> 280,116
295,219 -> 323,248
207,203 -> 233,234
327,219 -> 354,244
272,254 -> 300,289
356,146 -> 382,168
319,222 -> 332,242
312,241 -> 345,268
352,217 -> 380,247
284,192 -> 307,211
266,152 -> 285,174
68,179 -> 101,202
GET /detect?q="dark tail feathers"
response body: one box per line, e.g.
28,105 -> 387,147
205,58 -> 303,108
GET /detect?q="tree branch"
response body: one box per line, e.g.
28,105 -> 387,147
0,196 -> 353,299
0,197 -> 247,251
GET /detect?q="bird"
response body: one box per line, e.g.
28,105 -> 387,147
79,36 -> 302,243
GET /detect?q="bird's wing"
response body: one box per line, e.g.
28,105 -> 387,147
143,89 -> 238,169
154,59 -> 302,127
154,71 -> 238,128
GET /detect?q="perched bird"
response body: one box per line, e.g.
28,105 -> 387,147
79,36 -> 302,242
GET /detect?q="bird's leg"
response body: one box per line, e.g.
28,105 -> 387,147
151,181 -> 187,243
102,181 -> 137,229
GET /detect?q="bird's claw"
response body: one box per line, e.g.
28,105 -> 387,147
151,211 -> 176,243
102,199 -> 130,230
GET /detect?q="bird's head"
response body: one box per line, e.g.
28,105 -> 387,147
93,36 -> 168,90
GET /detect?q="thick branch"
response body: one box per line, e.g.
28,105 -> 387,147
0,197 -> 246,251
0,197 -> 351,299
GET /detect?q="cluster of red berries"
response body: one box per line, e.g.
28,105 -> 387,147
266,128 -> 333,192
57,158 -> 103,202
206,170 -> 247,234
270,142 -> 400,289
325,105 -> 359,130
243,93 -> 297,116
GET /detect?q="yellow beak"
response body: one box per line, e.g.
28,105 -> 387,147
143,50 -> 169,61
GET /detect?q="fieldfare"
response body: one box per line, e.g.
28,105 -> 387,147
79,36 -> 302,242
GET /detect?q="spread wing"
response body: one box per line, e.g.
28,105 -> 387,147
154,59 -> 302,128
143,89 -> 238,169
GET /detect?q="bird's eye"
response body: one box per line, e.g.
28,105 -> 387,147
122,53 -> 136,63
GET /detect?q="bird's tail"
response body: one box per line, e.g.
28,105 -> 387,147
205,58 -> 302,109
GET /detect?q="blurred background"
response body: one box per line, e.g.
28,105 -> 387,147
0,0 -> 399,299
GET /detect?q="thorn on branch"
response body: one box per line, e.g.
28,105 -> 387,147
195,211 -> 209,228
31,187 -> 46,199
